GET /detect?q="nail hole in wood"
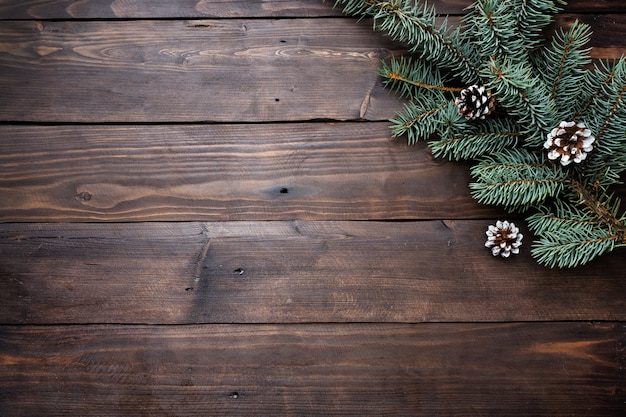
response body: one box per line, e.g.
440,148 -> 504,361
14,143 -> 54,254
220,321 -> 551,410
233,268 -> 244,275
280,187 -> 288,194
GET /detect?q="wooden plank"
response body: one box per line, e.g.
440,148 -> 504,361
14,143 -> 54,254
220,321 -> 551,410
0,15 -> 624,124
0,19 -> 404,123
0,0 -> 343,19
1,221 -> 625,324
0,0 -> 623,19
0,123 -> 502,222
0,322 -> 624,416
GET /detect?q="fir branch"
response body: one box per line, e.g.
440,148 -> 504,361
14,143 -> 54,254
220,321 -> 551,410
469,148 -> 567,210
512,0 -> 564,50
331,0 -> 626,267
528,196 -> 625,267
576,58 -> 626,120
531,226 -> 620,268
580,59 -> 626,183
391,92 -> 461,145
534,19 -> 592,120
378,57 -> 461,102
333,0 -> 481,83
464,0 -> 527,60
527,199 -> 603,235
430,119 -> 520,161
568,178 -> 626,231
481,56 -> 556,142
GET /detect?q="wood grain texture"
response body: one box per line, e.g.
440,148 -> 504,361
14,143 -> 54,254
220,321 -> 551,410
0,0 -> 623,19
1,2 -> 625,416
0,322 -> 624,417
0,19 -> 403,123
1,221 -> 625,324
0,123 -> 502,221
0,15 -> 624,123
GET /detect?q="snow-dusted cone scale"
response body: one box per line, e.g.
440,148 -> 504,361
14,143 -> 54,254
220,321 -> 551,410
544,121 -> 595,166
455,85 -> 495,120
485,220 -> 523,258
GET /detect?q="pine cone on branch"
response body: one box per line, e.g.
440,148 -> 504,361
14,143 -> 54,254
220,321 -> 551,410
544,121 -> 595,166
455,85 -> 495,120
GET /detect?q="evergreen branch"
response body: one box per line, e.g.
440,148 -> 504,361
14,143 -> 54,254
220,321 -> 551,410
391,98 -> 467,145
481,56 -> 556,142
527,200 -> 603,235
331,0 -> 626,267
469,148 -> 567,210
378,57 -> 461,102
580,59 -> 626,183
534,20 -> 592,120
531,227 -> 619,268
528,196 -> 625,267
429,119 -> 520,160
593,84 -> 626,147
385,71 -> 462,93
464,0 -> 528,60
568,178 -> 626,231
576,58 -> 626,120
513,0 -> 564,50
390,102 -> 444,144
333,0 -> 481,82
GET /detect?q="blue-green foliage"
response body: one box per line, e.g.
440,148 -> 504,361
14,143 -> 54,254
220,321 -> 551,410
464,0 -> 528,60
332,0 -> 626,267
579,58 -> 626,186
535,20 -> 592,121
469,148 -> 567,211
430,118 -> 520,160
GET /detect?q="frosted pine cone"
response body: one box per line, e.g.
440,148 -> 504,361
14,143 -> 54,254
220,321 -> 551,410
544,121 -> 595,166
455,85 -> 494,120
485,220 -> 523,258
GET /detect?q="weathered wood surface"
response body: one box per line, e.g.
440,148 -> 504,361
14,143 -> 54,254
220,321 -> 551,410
1,221 -> 625,324
0,123 -> 500,221
0,15 -> 624,123
0,0 -> 623,18
0,19 -> 402,123
1,1 -> 625,416
1,323 -> 624,417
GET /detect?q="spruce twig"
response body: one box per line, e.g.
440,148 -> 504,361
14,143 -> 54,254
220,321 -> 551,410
331,0 -> 626,268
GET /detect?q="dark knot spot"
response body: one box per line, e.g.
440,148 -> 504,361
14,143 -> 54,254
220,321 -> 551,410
77,191 -> 92,202
280,187 -> 289,194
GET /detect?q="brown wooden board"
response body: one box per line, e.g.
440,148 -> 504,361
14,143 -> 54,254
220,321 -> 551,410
1,322 -> 624,416
0,19 -> 403,123
1,1 -> 625,416
0,15 -> 624,123
1,221 -> 625,325
0,123 -> 503,222
0,0 -> 623,19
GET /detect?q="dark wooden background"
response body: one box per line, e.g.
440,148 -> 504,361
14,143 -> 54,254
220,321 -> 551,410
0,0 -> 625,415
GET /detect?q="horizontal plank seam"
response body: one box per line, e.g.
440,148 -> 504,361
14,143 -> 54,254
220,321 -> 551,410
0,320 -> 622,327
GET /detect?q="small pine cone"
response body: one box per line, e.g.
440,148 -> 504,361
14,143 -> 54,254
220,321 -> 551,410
455,85 -> 495,120
485,220 -> 523,258
544,121 -> 595,166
